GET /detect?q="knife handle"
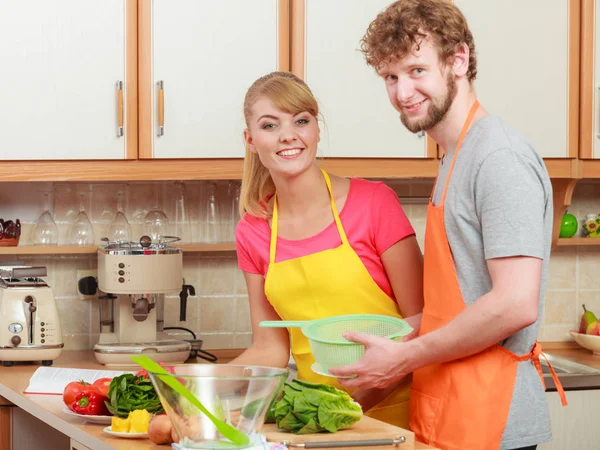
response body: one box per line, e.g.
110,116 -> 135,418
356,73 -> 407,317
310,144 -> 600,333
282,436 -> 406,448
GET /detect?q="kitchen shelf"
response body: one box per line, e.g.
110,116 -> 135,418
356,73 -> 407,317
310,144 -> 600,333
556,238 -> 600,246
0,243 -> 236,255
0,157 -> 586,182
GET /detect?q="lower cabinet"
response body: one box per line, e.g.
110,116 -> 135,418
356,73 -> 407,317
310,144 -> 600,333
540,389 -> 600,450
11,408 -> 69,450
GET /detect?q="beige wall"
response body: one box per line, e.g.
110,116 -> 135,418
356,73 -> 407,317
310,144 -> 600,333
2,179 -> 599,351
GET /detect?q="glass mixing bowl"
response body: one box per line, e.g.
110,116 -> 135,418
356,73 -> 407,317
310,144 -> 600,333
147,364 -> 288,449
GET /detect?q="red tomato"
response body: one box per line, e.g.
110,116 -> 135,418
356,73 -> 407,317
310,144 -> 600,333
92,378 -> 113,397
136,363 -> 175,379
63,380 -> 98,411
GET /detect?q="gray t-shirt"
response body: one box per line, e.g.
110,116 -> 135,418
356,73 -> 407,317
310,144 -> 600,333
431,116 -> 553,449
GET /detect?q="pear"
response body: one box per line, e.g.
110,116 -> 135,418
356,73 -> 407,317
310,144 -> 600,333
587,320 -> 600,336
579,304 -> 598,334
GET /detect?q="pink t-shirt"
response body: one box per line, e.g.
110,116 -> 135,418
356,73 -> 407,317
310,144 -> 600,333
235,178 -> 415,299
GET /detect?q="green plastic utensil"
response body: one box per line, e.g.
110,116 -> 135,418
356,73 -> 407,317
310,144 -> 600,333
131,355 -> 250,446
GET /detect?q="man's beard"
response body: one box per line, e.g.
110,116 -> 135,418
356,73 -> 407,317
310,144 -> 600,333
400,72 -> 457,133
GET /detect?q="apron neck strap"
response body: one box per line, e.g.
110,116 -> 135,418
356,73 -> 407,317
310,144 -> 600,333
269,169 -> 349,264
439,100 -> 480,205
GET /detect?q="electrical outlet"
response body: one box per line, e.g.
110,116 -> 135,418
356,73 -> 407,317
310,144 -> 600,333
77,269 -> 98,299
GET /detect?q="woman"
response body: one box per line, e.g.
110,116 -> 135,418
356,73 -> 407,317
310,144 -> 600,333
231,71 -> 423,429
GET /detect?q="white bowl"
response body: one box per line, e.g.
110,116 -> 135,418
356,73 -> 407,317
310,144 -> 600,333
570,331 -> 600,354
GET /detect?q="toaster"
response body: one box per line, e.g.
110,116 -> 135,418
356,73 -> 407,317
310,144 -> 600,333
0,266 -> 63,366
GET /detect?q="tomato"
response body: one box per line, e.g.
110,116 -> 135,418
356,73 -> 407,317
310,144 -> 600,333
92,377 -> 113,397
136,363 -> 175,379
63,380 -> 98,411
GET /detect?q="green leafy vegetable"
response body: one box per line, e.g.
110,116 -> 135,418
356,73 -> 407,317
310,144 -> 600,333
105,373 -> 164,418
266,379 -> 362,434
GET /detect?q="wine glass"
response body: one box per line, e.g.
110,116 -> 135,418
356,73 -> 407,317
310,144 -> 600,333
144,186 -> 169,242
106,192 -> 132,243
202,181 -> 220,243
68,194 -> 95,245
32,192 -> 59,245
228,181 -> 241,243
173,182 -> 191,243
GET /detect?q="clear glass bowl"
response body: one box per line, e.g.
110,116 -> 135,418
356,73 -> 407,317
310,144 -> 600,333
147,364 -> 288,450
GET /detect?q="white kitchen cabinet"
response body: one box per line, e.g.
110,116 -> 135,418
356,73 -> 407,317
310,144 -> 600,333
455,0 -> 579,158
580,0 -> 600,159
539,390 -> 600,450
140,0 -> 287,159
294,0 -> 433,158
0,0 -> 136,160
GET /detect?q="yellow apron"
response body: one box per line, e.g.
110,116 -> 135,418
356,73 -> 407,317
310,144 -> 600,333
264,169 -> 412,429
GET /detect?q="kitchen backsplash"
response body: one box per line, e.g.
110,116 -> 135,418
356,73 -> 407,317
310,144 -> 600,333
0,178 -> 598,350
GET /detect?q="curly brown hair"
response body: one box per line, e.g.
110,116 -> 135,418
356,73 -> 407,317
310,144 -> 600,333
361,0 -> 477,81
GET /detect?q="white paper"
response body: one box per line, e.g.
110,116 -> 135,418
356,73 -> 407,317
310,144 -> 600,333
24,366 -> 134,395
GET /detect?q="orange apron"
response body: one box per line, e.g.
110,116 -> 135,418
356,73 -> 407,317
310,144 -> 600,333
409,101 -> 567,449
264,169 -> 412,428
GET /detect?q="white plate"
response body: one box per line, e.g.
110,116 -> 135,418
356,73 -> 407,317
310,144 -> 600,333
311,362 -> 355,379
63,408 -> 112,424
103,426 -> 148,439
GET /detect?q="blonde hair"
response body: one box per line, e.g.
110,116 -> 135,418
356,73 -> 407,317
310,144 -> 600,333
240,72 -> 319,218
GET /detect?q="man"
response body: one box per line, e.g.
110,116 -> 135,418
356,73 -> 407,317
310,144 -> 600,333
329,1 -> 566,449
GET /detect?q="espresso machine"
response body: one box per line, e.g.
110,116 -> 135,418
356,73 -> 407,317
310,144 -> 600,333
0,265 -> 63,366
93,236 -> 191,365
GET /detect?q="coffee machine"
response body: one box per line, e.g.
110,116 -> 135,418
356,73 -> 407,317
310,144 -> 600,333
93,236 -> 191,365
0,265 -> 63,366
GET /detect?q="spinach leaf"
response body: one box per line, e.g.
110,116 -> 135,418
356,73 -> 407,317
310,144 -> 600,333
105,373 -> 164,418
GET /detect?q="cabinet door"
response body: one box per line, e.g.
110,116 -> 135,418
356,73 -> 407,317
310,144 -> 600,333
580,0 -> 600,159
0,0 -> 134,160
141,0 -> 286,159
540,390 -> 600,450
297,0 -> 432,158
455,0 -> 579,158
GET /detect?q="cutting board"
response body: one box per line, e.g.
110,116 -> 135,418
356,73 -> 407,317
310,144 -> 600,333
262,415 -> 415,449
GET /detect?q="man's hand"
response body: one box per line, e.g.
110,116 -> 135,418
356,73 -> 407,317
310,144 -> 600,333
328,332 -> 418,390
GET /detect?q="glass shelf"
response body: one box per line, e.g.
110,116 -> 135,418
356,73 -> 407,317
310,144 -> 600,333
0,243 -> 236,255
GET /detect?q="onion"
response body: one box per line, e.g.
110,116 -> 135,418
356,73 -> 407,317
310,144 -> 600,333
148,415 -> 174,444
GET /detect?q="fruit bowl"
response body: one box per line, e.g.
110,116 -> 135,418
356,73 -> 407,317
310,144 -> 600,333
570,331 -> 600,355
147,364 -> 287,449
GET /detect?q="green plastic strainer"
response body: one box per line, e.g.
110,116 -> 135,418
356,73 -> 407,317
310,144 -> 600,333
260,314 -> 412,372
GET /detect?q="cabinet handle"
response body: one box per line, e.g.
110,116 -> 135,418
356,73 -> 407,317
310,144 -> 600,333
597,86 -> 600,139
116,81 -> 124,137
157,80 -> 165,136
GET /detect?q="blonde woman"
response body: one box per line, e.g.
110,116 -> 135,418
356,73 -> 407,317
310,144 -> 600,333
231,72 -> 423,428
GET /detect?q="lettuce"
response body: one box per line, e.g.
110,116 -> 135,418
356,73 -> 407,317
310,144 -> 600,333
266,380 -> 362,434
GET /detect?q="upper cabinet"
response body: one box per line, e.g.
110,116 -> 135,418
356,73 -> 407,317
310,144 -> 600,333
0,0 -> 137,160
455,0 -> 579,158
139,0 -> 288,159
292,0 -> 435,159
580,0 -> 600,159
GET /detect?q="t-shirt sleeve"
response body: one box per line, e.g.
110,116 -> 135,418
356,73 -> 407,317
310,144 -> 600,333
371,183 -> 415,254
474,148 -> 549,260
235,216 -> 263,275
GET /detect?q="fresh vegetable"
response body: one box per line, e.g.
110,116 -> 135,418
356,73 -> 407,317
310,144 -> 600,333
71,390 -> 111,416
148,414 -> 174,444
92,377 -> 113,397
63,380 -> 98,411
136,363 -> 175,379
105,373 -> 164,418
267,380 -> 362,434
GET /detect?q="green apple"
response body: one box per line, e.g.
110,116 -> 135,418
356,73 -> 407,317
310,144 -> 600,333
560,211 -> 578,238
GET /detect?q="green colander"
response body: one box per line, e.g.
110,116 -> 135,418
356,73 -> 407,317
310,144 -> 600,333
259,314 -> 412,372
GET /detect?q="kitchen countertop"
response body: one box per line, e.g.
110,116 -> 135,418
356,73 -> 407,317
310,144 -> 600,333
0,350 -> 437,450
